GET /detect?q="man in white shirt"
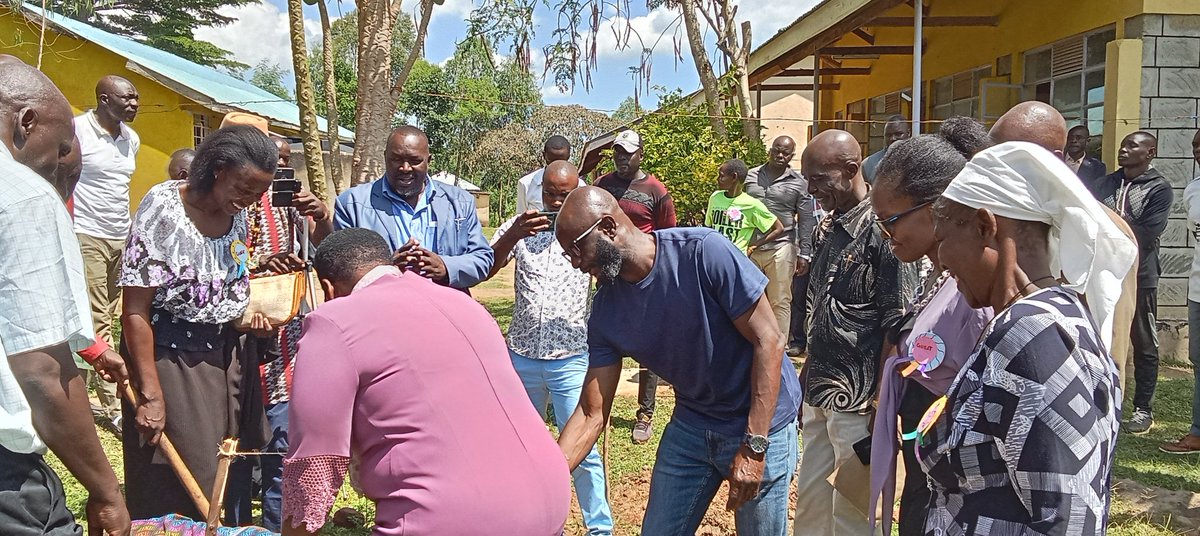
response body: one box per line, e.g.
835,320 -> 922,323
0,54 -> 129,536
72,75 -> 140,422
514,135 -> 572,213
485,160 -> 612,535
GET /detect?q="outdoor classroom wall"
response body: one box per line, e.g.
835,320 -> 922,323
817,0 -> 1151,129
0,8 -> 196,211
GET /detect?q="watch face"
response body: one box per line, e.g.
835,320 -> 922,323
747,434 -> 769,454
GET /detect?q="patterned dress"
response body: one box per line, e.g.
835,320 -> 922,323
917,286 -> 1121,535
245,192 -> 306,406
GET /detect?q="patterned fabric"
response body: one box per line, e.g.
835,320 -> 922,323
119,181 -> 250,324
918,287 -> 1120,535
491,215 -> 591,360
246,192 -> 306,405
281,454 -> 350,533
130,514 -> 275,535
805,197 -> 919,412
0,143 -> 94,454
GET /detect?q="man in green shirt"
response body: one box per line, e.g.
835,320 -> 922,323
705,159 -> 784,253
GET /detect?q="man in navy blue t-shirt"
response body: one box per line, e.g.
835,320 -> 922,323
555,186 -> 802,535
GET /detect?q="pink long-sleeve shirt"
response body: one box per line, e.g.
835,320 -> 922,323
282,270 -> 570,535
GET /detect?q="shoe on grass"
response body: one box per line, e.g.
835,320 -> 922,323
786,344 -> 805,358
632,418 -> 653,444
1160,434 -> 1200,454
1123,408 -> 1153,435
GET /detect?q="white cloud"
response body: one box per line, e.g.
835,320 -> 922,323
193,2 -> 324,73
735,0 -> 822,48
591,6 -> 681,61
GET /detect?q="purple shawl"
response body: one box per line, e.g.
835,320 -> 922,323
869,278 -> 993,534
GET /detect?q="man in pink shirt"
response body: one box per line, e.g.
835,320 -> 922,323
281,228 -> 571,536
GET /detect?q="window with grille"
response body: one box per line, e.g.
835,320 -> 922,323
1023,26 -> 1114,140
930,65 -> 992,122
865,89 -> 911,153
193,114 -> 210,147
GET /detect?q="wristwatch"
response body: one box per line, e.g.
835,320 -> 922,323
744,433 -> 769,455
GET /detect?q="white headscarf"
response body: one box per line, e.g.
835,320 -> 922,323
942,141 -> 1137,351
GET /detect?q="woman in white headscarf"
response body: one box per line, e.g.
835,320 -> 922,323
916,141 -> 1123,535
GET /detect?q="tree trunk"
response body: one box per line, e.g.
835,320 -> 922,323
677,0 -> 727,141
734,21 -> 757,142
351,0 -> 398,184
286,0 -> 328,202
317,0 -> 346,195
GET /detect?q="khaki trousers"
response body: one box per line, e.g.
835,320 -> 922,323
751,244 -> 797,339
77,233 -> 123,416
793,404 -> 878,536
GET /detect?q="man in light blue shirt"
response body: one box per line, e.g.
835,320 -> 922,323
334,126 -> 493,289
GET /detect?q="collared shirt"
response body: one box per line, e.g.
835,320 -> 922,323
805,197 -> 918,412
515,167 -> 545,212
491,216 -> 591,360
918,287 -> 1119,535
353,265 -> 402,293
1065,153 -> 1084,173
0,142 -> 96,454
73,110 -> 140,240
383,179 -> 438,250
744,164 -> 816,257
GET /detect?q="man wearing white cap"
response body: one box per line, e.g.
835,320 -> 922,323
594,129 -> 677,444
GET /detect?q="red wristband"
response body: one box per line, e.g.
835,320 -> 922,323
77,337 -> 110,365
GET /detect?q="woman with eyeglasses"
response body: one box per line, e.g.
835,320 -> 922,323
866,119 -> 994,536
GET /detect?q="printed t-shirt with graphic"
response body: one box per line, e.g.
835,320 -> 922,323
704,191 -> 778,253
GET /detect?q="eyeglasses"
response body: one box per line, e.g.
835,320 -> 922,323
561,217 -> 605,262
875,201 -> 932,240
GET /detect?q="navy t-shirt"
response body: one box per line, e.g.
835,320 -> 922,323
588,227 -> 803,435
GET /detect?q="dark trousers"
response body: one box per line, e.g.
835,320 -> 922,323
789,270 -> 812,349
0,447 -> 81,536
897,381 -> 937,536
637,368 -> 658,420
1131,287 -> 1161,411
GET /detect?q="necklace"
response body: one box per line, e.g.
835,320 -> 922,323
912,269 -> 951,316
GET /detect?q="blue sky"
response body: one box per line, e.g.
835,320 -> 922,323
193,0 -> 817,113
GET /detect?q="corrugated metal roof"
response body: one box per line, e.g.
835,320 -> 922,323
19,3 -> 355,141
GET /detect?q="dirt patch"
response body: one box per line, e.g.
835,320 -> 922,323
1113,478 -> 1200,535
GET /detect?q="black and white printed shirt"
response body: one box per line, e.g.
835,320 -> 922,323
491,215 -> 591,360
805,197 -> 918,412
918,286 -> 1121,535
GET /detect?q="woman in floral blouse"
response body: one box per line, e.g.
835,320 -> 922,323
118,125 -> 278,520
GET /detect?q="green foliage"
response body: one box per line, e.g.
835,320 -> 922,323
247,59 -> 291,100
311,11 -> 417,128
467,105 -> 619,222
612,96 -> 643,122
636,89 -> 766,225
46,0 -> 253,70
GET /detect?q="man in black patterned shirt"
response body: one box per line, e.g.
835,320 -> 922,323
792,129 -> 917,536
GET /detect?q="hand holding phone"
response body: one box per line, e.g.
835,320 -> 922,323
272,168 -> 300,207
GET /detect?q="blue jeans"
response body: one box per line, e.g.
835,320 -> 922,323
510,351 -> 613,536
642,418 -> 798,536
260,402 -> 289,531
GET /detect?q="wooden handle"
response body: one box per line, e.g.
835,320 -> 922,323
122,385 -> 211,515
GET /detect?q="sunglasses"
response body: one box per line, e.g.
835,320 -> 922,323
875,201 -> 932,240
561,217 -> 605,262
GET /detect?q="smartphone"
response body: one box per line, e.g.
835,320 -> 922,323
272,168 -> 299,207
852,435 -> 872,466
536,211 -> 558,227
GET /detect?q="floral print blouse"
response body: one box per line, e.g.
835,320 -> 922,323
119,181 -> 250,325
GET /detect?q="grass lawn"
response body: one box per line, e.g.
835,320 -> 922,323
50,295 -> 1195,534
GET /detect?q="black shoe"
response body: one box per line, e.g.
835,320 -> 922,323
786,344 -> 805,357
1123,408 -> 1153,435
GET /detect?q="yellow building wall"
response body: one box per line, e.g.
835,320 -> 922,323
817,0 -> 1150,130
0,9 -> 198,212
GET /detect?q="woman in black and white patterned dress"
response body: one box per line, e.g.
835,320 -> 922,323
919,141 -> 1122,535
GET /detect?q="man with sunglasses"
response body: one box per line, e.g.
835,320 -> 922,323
554,186 -> 802,535
745,135 -> 816,358
483,161 -> 612,535
793,129 -> 917,536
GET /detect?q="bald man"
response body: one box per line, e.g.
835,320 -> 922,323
167,148 -> 195,182
988,101 -> 1139,403
333,126 -> 493,289
1090,131 -> 1174,435
794,129 -> 917,536
72,75 -> 141,421
485,161 -> 612,534
0,55 -> 130,536
555,185 -> 801,535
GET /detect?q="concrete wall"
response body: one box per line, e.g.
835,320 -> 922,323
1127,13 -> 1200,363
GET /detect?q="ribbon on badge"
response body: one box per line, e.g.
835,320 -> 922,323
230,240 -> 249,278
902,331 -> 947,378
901,395 -> 947,442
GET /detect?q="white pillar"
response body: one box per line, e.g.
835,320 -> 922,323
912,2 -> 923,133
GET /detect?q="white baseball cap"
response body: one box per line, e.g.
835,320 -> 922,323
613,129 -> 641,152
